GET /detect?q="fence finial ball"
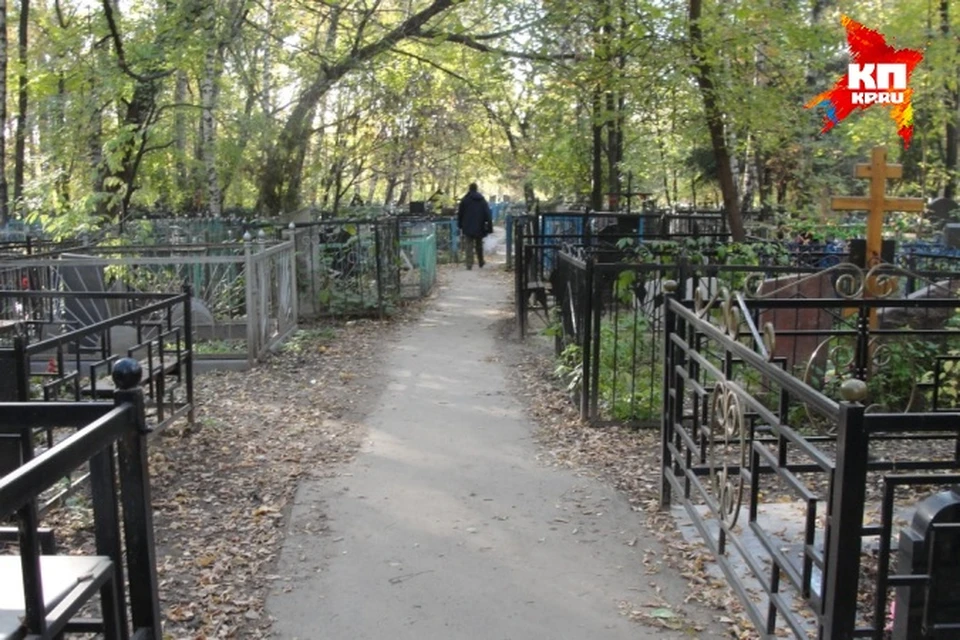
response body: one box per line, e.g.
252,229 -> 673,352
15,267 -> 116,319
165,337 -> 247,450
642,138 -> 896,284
839,379 -> 868,403
112,358 -> 143,390
288,222 -> 296,229
257,229 -> 266,239
663,280 -> 679,293
242,231 -> 252,242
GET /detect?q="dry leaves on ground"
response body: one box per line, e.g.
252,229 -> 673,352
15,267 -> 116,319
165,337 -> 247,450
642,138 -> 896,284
150,316 -> 397,639
497,317 -> 753,638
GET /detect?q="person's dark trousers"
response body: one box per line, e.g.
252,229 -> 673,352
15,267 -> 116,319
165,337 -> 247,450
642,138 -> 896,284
463,235 -> 485,269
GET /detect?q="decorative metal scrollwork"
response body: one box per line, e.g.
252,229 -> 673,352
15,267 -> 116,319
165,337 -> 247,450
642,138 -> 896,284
718,288 -> 741,337
709,380 -> 747,527
694,280 -> 721,318
864,263 -> 900,299
834,266 -> 865,299
742,273 -> 766,298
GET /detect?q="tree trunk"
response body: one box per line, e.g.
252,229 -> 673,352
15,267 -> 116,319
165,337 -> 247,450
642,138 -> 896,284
260,0 -> 273,115
942,0 -> 957,198
174,70 -> 189,203
606,88 -> 621,210
365,172 -> 378,205
0,0 -> 8,223
55,75 -> 69,207
383,175 -> 398,207
256,0 -> 456,215
201,23 -> 222,217
13,0 -> 28,214
523,182 -> 535,210
591,86 -> 603,211
688,0 -> 744,240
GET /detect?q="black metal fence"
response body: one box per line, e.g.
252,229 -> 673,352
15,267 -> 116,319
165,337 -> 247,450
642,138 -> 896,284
660,280 -> 960,639
0,361 -> 162,639
513,210 -> 737,339
0,289 -> 194,435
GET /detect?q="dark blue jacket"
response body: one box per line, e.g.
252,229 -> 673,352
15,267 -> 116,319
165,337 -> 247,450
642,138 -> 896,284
457,191 -> 493,238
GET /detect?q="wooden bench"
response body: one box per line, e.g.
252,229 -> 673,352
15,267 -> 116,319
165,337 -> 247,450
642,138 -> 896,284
0,556 -> 120,640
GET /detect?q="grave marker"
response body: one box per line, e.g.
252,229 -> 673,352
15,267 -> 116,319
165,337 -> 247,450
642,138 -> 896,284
832,146 -> 924,328
58,254 -> 110,349
894,486 -> 960,639
757,272 -> 837,374
927,196 -> 958,229
831,146 -> 924,271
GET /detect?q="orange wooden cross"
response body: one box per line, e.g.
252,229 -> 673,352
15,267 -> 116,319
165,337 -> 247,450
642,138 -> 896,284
831,146 -> 924,268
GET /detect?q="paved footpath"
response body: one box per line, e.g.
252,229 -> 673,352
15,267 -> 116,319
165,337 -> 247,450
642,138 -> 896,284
266,248 -> 718,639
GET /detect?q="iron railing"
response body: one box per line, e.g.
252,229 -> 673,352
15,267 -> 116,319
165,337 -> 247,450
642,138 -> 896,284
660,282 -> 960,639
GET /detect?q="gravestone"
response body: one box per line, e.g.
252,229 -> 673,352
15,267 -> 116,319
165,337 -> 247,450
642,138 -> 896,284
944,224 -> 960,249
927,197 -> 958,229
894,486 -> 960,639
878,279 -> 960,330
58,254 -> 110,349
757,273 -> 837,375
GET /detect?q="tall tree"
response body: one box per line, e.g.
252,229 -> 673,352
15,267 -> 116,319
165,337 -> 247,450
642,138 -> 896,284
13,0 -> 28,214
688,0 -> 744,240
0,0 -> 7,223
942,0 -> 957,199
256,0 -> 459,215
98,0 -> 204,221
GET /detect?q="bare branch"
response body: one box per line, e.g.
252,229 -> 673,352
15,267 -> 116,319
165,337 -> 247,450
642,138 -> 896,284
414,31 -> 575,62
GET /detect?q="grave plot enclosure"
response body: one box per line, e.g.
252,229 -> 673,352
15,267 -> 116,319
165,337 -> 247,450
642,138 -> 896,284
512,209 -> 736,340
0,363 -> 162,639
660,265 -> 960,639
0,288 -> 194,436
1,235 -> 297,365
292,217 -> 437,318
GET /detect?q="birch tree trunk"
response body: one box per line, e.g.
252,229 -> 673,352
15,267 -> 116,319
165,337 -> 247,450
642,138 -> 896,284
201,33 -> 222,216
174,70 -> 189,201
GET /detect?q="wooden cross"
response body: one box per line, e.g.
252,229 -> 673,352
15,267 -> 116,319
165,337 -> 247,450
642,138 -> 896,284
832,146 -> 924,269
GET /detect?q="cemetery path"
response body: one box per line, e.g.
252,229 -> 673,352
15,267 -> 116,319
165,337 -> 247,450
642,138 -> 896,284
265,250 -> 725,639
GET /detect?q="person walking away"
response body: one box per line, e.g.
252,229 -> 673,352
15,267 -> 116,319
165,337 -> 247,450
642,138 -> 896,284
457,183 -> 493,269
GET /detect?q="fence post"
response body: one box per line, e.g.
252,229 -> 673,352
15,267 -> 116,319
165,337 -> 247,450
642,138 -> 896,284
243,231 -> 256,367
287,223 -> 299,325
181,285 -> 195,426
660,280 -> 678,508
821,380 -> 868,640
505,213 -> 513,270
580,255 -> 595,421
88,431 -> 128,638
13,334 -> 29,402
112,359 -> 162,640
375,221 -> 385,318
588,263 -> 603,421
515,221 -> 526,338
